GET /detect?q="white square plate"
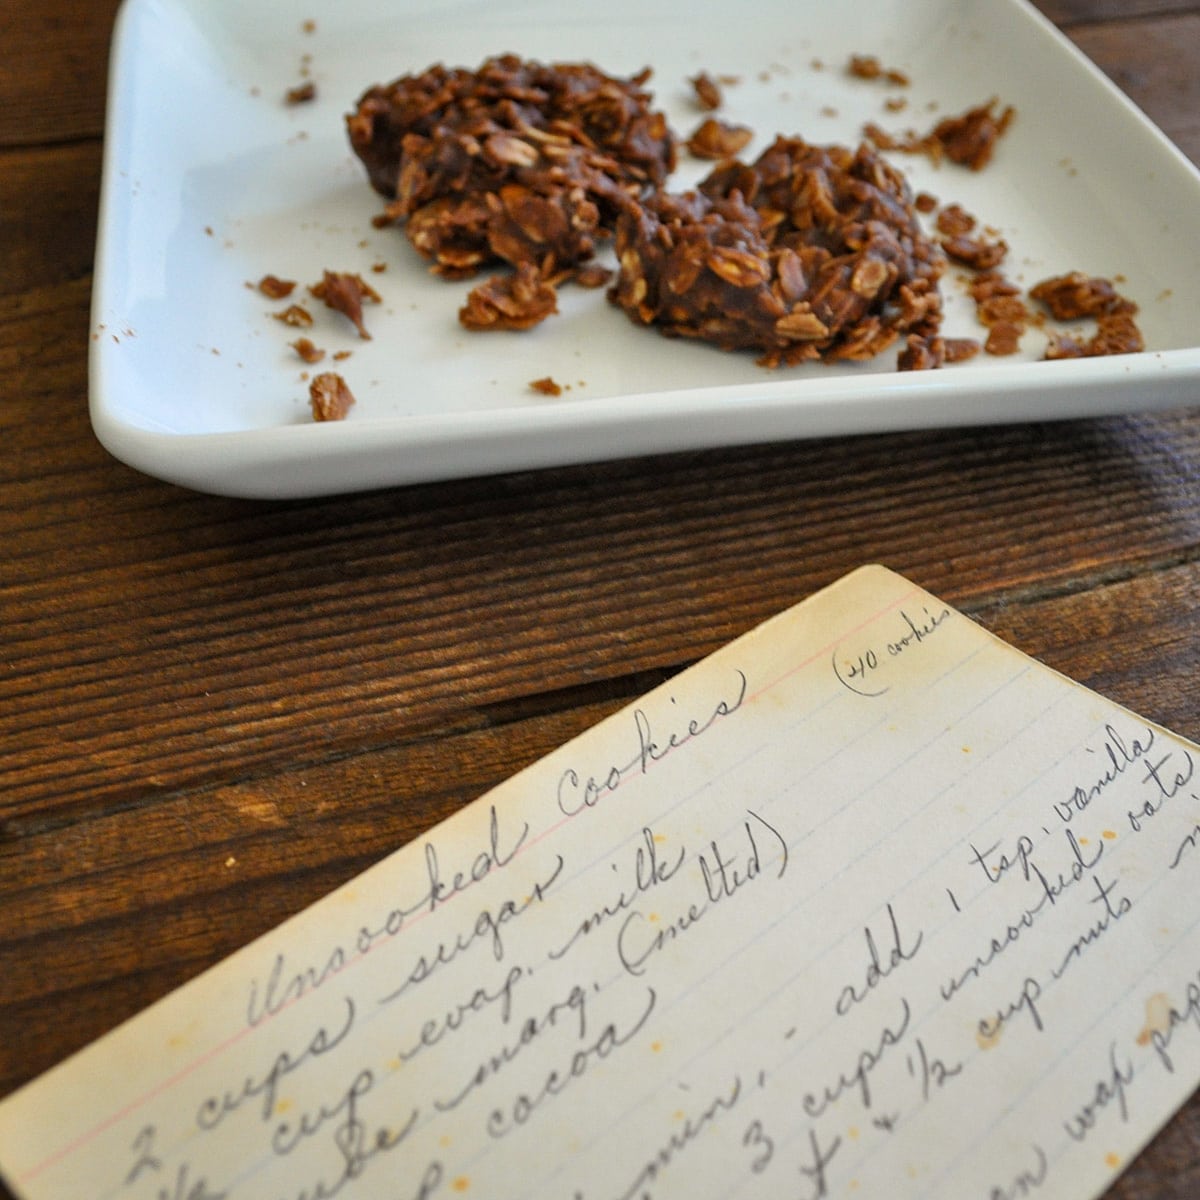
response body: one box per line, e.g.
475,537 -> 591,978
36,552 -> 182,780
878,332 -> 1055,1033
91,0 -> 1200,498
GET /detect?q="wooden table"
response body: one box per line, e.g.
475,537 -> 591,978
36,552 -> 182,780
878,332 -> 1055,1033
2,1 -> 1198,1196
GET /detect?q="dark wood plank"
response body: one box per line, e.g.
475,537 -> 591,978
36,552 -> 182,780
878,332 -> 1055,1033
1034,0 -> 1198,25
0,0 -> 122,148
1063,13 -> 1200,166
0,143 -> 102,299
3,410 -> 1200,830
1110,1095 -> 1200,1200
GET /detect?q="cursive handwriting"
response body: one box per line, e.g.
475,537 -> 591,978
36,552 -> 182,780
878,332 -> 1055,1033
617,812 -> 787,978
832,605 -> 951,698
1169,819 -> 1200,870
942,831 -> 1102,1003
1147,967 -> 1200,1073
831,645 -> 886,698
1050,874 -> 1132,981
246,805 -> 528,1028
1053,725 -> 1155,823
355,804 -> 528,957
969,826 -> 1102,908
419,804 -> 528,914
801,997 -> 912,1117
485,986 -> 658,1137
699,812 -> 787,903
906,1035 -> 963,1102
434,977 -> 591,1112
797,1126 -> 843,1199
377,854 -> 565,1006
276,1068 -> 420,1200
247,947 -> 351,1033
556,672 -> 747,818
197,998 -> 356,1131
941,901 -> 1045,1003
1127,749 -> 1195,832
978,975 -> 1045,1040
634,672 -> 747,773
548,827 -> 685,963
143,1163 -> 226,1200
272,1067 -> 414,1158
123,1127 -> 226,1200
975,875 -> 1133,1038
618,900 -> 706,979
25,593 -> 1200,1200
835,903 -> 924,1017
394,963 -> 525,1066
613,1074 -> 744,1200
987,1143 -> 1048,1199
1063,1041 -> 1133,1141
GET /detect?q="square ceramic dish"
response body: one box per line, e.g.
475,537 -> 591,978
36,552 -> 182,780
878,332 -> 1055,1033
90,0 -> 1200,497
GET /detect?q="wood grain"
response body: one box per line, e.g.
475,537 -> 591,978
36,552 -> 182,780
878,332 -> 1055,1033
1,2 -> 1199,1198
0,144 -> 102,300
0,0 -> 123,147
3,415 -> 1199,831
1037,0 -> 1197,25
1067,13 -> 1200,165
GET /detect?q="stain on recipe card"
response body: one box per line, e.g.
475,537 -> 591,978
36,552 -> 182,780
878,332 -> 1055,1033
2,564 -> 1199,1200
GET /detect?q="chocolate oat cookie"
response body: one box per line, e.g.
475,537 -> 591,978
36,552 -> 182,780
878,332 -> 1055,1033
346,54 -> 676,280
608,135 -> 946,366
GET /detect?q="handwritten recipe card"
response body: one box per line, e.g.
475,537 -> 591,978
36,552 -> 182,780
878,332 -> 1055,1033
2,565 -> 1200,1200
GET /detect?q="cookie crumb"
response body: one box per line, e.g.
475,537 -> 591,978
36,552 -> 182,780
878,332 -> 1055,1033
292,337 -> 325,363
309,372 -> 356,421
686,117 -> 753,160
258,274 -> 296,299
286,81 -> 317,105
847,54 -> 909,86
274,304 -> 313,328
309,270 -> 381,338
690,71 -> 722,111
865,98 -> 1015,171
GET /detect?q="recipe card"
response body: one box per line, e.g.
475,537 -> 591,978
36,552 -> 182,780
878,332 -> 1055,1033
2,565 -> 1199,1200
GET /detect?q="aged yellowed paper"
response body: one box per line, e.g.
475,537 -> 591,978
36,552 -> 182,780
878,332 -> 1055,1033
2,565 -> 1198,1200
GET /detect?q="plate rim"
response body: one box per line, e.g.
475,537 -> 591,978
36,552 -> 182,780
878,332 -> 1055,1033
89,0 -> 1200,498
